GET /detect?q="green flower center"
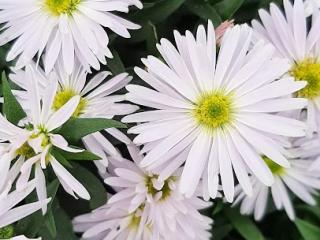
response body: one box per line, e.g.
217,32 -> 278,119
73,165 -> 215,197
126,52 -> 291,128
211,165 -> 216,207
16,142 -> 36,158
290,59 -> 320,99
262,156 -> 284,176
145,175 -> 175,201
194,91 -> 234,130
52,89 -> 87,117
45,0 -> 81,16
0,225 -> 14,239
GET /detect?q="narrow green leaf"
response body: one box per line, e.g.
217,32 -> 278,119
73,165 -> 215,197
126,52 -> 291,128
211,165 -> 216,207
58,118 -> 126,144
185,1 -> 222,26
224,207 -> 264,240
53,203 -> 78,240
56,148 -> 101,161
15,180 -> 60,238
70,163 -> 107,209
133,0 -> 186,24
145,21 -> 159,56
51,148 -> 73,168
215,0 -> 244,19
2,72 -> 26,125
214,224 -> 233,240
44,210 -> 56,239
107,49 -> 126,75
295,218 -> 320,240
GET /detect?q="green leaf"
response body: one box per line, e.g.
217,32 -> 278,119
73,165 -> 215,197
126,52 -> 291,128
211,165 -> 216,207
2,72 -> 26,125
58,118 -> 126,144
145,21 -> 159,56
214,224 -> 233,240
51,148 -> 73,168
295,218 -> 320,240
224,207 -> 264,240
70,163 -> 107,209
56,148 -> 101,161
107,49 -> 126,75
133,0 -> 186,24
44,210 -> 57,239
185,1 -> 222,26
215,0 -> 244,19
15,180 -> 60,238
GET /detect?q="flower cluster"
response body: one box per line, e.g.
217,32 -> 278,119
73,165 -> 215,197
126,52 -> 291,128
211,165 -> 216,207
0,0 -> 320,239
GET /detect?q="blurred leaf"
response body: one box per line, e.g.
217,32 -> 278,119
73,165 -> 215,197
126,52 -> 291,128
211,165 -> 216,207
215,0 -> 245,19
224,207 -> 264,240
51,147 -> 73,168
107,49 -> 126,75
44,210 -> 57,239
185,0 -> 222,26
70,163 -> 107,209
133,0 -> 186,24
145,21 -> 159,56
58,118 -> 126,144
214,224 -> 233,240
55,148 -> 101,161
16,180 -> 60,238
2,72 -> 26,125
295,218 -> 320,240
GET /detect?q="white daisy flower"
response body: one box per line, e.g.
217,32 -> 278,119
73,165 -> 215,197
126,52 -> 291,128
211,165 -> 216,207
122,21 -> 307,202
0,0 -> 142,74
10,61 -> 138,173
0,180 -> 50,228
73,145 -> 213,240
233,152 -> 320,221
252,0 -> 320,134
290,134 -> 320,170
304,0 -> 320,16
0,65 -> 90,213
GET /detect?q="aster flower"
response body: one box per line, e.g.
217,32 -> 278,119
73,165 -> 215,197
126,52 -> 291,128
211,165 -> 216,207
0,180 -> 50,228
10,61 -> 138,173
233,150 -> 320,221
0,65 -> 90,213
0,0 -> 142,74
73,145 -> 213,239
252,0 -> 320,134
122,21 -> 307,202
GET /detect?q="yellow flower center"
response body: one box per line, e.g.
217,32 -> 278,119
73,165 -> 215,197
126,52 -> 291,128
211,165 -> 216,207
45,0 -> 81,16
194,91 -> 234,131
290,59 -> 320,99
262,156 -> 284,176
145,175 -> 175,201
52,89 -> 87,117
16,142 -> 36,158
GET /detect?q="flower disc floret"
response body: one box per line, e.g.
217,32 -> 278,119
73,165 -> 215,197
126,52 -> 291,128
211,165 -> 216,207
45,0 -> 81,16
194,91 -> 234,130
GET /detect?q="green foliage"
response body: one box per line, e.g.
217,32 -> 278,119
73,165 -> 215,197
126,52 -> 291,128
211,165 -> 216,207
295,218 -> 320,240
2,72 -> 26,125
69,163 -> 107,209
58,118 -> 126,144
224,207 -> 264,240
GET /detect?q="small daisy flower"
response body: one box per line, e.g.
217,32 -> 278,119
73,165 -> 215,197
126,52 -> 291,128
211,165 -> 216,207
10,61 -> 138,173
73,145 -> 213,240
233,151 -> 320,221
252,0 -> 320,134
123,22 -> 307,202
0,180 -> 50,228
0,0 -> 142,74
0,65 -> 90,213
